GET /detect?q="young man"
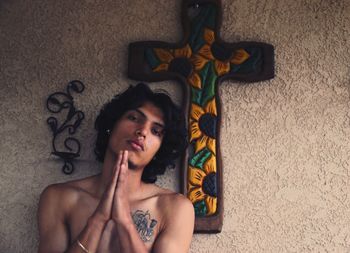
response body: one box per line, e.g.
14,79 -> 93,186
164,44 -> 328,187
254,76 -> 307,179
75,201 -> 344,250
38,83 -> 195,253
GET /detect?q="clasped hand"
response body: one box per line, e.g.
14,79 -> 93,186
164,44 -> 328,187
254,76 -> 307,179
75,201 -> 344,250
94,150 -> 132,226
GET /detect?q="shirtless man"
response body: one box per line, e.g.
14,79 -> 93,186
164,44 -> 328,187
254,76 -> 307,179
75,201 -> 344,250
38,83 -> 195,253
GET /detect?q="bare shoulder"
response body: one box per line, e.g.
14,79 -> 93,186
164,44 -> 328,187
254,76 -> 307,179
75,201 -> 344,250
38,183 -> 75,218
151,186 -> 195,222
39,175 -> 98,213
39,182 -> 76,206
160,191 -> 193,210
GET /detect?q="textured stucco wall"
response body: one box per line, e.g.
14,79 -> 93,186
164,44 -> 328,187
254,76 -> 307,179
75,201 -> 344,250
1,0 -> 349,252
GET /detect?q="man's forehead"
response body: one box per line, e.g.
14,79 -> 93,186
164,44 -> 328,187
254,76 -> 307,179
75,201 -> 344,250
132,102 -> 165,126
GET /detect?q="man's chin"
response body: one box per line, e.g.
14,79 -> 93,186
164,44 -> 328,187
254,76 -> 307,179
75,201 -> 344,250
128,159 -> 138,170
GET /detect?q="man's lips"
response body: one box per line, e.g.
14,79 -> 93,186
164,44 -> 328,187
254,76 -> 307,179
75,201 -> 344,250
128,140 -> 144,151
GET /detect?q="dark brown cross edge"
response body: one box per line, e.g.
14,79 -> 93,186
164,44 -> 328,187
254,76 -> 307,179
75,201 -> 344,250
128,0 -> 274,233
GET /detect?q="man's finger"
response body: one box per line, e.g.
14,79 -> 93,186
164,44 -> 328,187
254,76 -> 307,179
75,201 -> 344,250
110,151 -> 123,188
101,151 -> 123,206
117,151 -> 128,186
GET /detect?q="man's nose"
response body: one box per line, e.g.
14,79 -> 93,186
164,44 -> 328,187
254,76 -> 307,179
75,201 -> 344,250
135,124 -> 149,138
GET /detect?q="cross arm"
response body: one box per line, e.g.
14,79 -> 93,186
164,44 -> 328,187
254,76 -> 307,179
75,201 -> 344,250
128,41 -> 187,82
219,41 -> 274,82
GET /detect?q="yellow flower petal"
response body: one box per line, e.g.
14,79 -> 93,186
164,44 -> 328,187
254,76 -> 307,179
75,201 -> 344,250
203,28 -> 215,45
215,60 -> 230,76
189,119 -> 202,142
188,72 -> 202,89
188,186 -> 206,203
188,166 -> 206,186
153,63 -> 169,72
154,48 -> 174,63
231,49 -> 250,65
190,54 -> 209,71
204,98 -> 217,116
195,135 -> 208,153
174,44 -> 192,58
190,103 -> 204,121
198,44 -> 215,60
207,137 -> 216,154
204,154 -> 216,174
205,195 -> 217,215
187,182 -> 196,192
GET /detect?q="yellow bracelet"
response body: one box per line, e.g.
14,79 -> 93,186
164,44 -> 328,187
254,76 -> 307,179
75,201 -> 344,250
77,239 -> 90,253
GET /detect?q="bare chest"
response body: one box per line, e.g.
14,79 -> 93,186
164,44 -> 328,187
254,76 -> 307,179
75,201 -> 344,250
67,197 -> 161,253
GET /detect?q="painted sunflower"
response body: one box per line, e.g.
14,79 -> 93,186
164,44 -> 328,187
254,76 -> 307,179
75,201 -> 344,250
189,98 -> 217,154
191,28 -> 250,76
152,44 -> 202,89
188,154 -> 217,215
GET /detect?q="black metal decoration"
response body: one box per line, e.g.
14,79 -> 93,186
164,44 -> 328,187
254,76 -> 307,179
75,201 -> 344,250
46,80 -> 85,174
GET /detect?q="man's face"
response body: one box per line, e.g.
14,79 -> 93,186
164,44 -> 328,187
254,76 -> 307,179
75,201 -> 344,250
108,101 -> 165,169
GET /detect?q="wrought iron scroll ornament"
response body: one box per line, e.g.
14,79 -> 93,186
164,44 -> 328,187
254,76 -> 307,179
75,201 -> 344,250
46,80 -> 85,174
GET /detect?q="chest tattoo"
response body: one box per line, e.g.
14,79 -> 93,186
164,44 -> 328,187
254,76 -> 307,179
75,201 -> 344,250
131,210 -> 158,242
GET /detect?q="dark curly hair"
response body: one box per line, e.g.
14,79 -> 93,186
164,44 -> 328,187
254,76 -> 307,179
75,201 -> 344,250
94,83 -> 187,183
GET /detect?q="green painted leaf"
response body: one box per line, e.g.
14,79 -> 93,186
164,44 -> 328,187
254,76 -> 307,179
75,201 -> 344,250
194,200 -> 207,217
201,61 -> 217,106
189,7 -> 210,52
198,61 -> 211,86
206,5 -> 217,29
230,47 -> 262,75
189,147 -> 211,169
189,4 -> 217,53
190,86 -> 202,105
145,48 -> 160,69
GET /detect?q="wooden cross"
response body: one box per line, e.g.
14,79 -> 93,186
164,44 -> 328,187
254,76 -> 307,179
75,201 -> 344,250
128,0 -> 274,233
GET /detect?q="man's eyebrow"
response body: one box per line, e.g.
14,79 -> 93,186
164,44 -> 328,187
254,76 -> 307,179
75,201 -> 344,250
134,108 -> 165,128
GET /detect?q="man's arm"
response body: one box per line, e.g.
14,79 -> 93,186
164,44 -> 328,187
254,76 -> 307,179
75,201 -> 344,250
111,150 -> 149,253
152,195 -> 195,253
38,153 -> 124,253
37,185 -> 106,253
37,185 -> 70,252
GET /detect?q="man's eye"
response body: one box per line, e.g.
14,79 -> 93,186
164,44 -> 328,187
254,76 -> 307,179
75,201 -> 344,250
152,128 -> 163,136
128,115 -> 138,121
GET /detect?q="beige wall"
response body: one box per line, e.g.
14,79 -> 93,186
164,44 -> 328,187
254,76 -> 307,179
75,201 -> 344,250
1,0 -> 349,252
